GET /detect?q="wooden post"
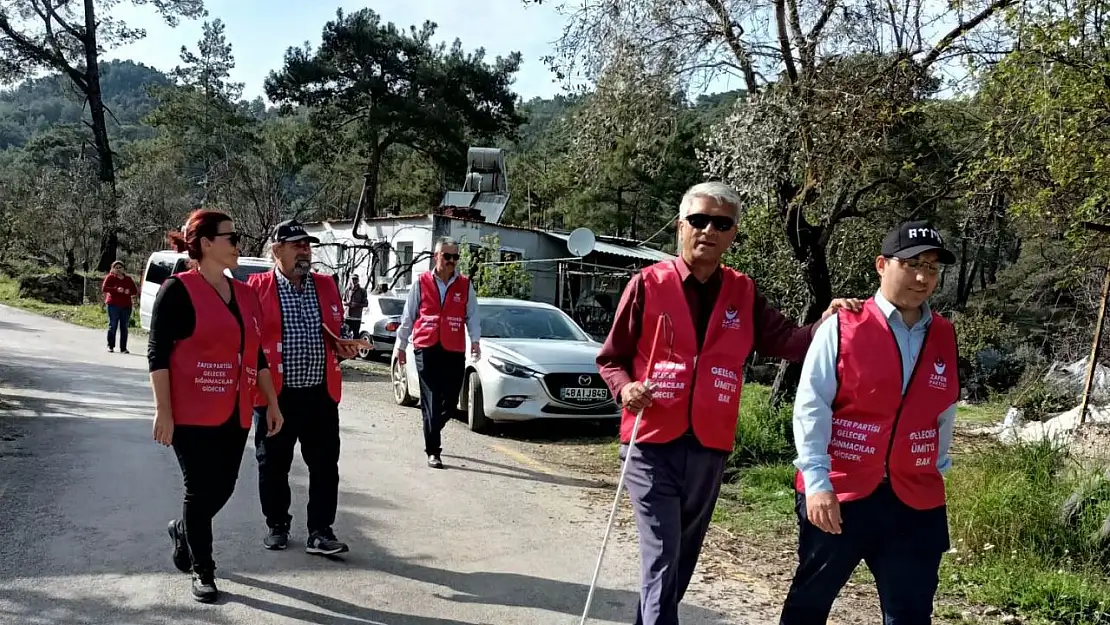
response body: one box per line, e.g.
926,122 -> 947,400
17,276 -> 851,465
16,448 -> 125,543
1079,262 -> 1110,425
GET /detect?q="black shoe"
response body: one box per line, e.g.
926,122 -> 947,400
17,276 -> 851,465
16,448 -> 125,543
167,519 -> 191,573
120,348 -> 130,354
191,567 -> 218,603
305,529 -> 349,556
263,524 -> 289,550
427,455 -> 443,469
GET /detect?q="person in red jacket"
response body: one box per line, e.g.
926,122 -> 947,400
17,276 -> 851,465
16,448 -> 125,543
148,209 -> 284,603
393,237 -> 481,469
780,220 -> 959,625
101,260 -> 138,353
248,219 -> 361,556
596,181 -> 861,625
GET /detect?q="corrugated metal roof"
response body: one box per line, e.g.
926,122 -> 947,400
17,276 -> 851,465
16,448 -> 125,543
545,232 -> 674,262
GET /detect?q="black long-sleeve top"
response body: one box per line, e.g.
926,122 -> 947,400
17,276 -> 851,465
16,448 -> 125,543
147,276 -> 268,372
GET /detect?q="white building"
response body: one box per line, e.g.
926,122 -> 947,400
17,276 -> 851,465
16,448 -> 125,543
301,213 -> 674,338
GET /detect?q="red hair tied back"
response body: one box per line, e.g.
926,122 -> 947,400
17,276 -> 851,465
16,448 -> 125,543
165,209 -> 232,261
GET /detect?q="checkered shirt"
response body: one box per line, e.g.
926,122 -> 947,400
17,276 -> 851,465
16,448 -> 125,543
275,270 -> 327,388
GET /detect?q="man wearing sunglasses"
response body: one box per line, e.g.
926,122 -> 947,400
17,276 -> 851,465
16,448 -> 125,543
779,221 -> 959,625
596,181 -> 862,625
248,219 -> 360,557
394,237 -> 481,469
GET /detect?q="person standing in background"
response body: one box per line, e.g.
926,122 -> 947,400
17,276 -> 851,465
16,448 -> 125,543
102,260 -> 138,353
344,275 -> 369,337
393,237 -> 481,469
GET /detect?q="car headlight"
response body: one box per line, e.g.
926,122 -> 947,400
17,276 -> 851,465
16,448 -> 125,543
487,356 -> 539,378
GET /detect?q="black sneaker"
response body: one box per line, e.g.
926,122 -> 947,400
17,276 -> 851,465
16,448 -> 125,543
306,529 -> 349,556
191,567 -> 218,603
263,524 -> 289,550
427,455 -> 443,469
167,519 -> 191,573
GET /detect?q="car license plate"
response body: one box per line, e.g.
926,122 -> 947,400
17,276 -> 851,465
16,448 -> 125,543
561,387 -> 609,401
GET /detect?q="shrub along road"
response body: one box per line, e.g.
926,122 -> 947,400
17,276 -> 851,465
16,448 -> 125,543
0,303 -> 776,625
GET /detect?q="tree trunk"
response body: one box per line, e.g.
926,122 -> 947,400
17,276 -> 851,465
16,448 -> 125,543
771,192 -> 835,407
83,0 -> 119,271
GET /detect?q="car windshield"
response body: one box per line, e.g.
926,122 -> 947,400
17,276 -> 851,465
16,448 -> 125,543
478,304 -> 590,341
378,298 -> 405,316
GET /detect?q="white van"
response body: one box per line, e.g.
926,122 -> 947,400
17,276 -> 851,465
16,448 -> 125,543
139,250 -> 274,331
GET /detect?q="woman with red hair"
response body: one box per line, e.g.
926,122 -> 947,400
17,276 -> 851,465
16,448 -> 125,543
147,209 -> 284,603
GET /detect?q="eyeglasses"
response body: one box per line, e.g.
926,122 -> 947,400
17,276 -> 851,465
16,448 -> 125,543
213,232 -> 242,246
440,253 -> 460,262
684,213 -> 735,232
891,257 -> 941,275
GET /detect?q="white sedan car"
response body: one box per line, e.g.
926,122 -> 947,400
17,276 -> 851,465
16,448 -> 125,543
390,298 -> 620,433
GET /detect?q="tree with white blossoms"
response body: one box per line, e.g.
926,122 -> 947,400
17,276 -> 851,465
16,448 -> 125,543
526,0 -> 1015,397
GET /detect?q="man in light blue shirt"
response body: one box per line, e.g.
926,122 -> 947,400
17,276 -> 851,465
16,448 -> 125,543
779,220 -> 960,625
394,237 -> 481,469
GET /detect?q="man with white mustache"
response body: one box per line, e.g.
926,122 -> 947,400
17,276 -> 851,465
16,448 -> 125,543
248,219 -> 360,557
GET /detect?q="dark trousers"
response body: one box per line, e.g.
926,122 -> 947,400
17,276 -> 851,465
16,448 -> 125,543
253,384 -> 341,533
345,319 -> 361,337
621,435 -> 728,625
172,413 -> 249,570
107,305 -> 131,350
414,343 -> 465,456
779,483 -> 950,625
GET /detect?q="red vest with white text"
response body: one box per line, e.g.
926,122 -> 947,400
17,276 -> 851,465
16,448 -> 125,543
168,269 -> 262,429
622,260 -> 756,452
410,271 -> 469,352
248,270 -> 344,406
793,298 -> 959,510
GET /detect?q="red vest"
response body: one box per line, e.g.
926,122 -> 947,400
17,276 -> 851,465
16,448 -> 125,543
410,271 -> 470,352
622,260 -> 756,452
168,269 -> 262,429
248,270 -> 344,406
794,298 -> 959,510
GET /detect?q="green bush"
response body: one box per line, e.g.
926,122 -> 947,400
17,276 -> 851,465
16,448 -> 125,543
944,440 -> 1110,623
729,384 -> 794,473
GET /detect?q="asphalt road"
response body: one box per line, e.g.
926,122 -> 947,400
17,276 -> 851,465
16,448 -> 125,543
0,304 -> 746,625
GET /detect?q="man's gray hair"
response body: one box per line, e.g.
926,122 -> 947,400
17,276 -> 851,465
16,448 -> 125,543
435,237 -> 459,251
678,182 -> 745,221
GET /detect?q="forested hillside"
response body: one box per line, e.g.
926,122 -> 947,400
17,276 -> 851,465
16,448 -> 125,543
0,4 -> 1104,402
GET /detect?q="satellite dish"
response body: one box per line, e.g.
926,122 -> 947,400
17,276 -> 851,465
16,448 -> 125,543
567,227 -> 596,257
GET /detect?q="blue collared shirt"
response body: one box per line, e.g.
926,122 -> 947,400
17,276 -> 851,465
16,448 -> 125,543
792,290 -> 957,493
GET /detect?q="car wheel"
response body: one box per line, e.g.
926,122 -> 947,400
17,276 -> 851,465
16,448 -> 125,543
358,331 -> 373,361
392,357 -> 417,407
466,373 -> 491,433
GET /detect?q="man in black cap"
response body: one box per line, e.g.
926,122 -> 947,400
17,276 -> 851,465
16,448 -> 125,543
248,219 -> 359,556
779,220 -> 960,624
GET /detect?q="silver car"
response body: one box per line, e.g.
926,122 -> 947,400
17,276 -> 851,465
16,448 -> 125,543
356,294 -> 407,360
391,298 -> 620,433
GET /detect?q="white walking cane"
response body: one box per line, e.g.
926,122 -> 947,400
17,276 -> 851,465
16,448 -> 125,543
579,316 -> 670,625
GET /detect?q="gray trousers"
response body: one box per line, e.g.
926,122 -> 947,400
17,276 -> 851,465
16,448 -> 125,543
621,434 -> 728,625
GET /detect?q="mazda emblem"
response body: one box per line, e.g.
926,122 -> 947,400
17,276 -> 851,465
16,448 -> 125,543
578,374 -> 592,386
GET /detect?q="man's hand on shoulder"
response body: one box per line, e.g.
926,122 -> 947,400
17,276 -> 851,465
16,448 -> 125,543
821,297 -> 863,322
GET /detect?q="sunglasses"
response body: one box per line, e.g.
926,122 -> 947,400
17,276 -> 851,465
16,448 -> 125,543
440,253 -> 460,262
684,213 -> 735,232
212,232 -> 242,246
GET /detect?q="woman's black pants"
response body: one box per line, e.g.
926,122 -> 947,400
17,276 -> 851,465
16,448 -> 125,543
171,413 -> 249,570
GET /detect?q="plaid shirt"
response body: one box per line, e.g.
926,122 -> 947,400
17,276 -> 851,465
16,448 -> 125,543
275,270 -> 327,388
